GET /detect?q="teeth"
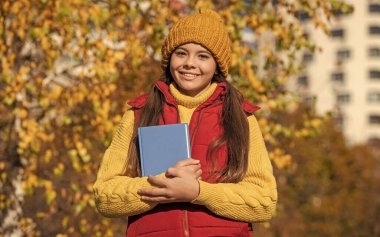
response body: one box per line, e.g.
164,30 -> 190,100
182,73 -> 197,78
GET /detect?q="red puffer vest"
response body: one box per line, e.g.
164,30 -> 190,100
126,81 -> 260,237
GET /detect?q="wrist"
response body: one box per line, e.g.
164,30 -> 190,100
190,179 -> 200,202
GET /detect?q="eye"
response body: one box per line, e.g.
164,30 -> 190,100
199,54 -> 210,60
174,50 -> 186,57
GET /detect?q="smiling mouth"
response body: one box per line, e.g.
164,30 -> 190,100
179,72 -> 200,79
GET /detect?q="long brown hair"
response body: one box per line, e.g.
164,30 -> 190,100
126,69 -> 249,183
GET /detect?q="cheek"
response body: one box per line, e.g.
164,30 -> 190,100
169,61 -> 180,77
202,61 -> 217,75
202,65 -> 216,76
169,67 -> 178,82
169,62 -> 176,72
170,56 -> 183,69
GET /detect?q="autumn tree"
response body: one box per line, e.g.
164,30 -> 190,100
254,106 -> 380,237
0,0 -> 353,236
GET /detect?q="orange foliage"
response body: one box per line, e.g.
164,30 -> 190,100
0,0 -> 354,236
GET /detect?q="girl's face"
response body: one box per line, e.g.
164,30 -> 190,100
169,43 -> 217,97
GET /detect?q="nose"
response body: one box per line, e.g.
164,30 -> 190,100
183,56 -> 196,68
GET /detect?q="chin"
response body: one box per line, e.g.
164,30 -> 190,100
180,85 -> 197,93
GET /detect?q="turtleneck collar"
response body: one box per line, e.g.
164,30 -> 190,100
169,83 -> 218,109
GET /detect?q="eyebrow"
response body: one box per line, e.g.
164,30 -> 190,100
176,47 -> 212,55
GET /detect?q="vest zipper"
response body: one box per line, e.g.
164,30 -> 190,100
155,85 -> 222,236
190,109 -> 204,147
190,98 -> 219,146
183,209 -> 189,237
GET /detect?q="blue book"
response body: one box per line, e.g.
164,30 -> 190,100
138,123 -> 191,176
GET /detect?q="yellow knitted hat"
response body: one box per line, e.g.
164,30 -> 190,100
161,9 -> 231,77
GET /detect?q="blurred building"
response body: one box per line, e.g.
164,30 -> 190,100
293,0 -> 380,144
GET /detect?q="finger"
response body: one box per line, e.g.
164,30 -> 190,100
165,167 -> 180,178
173,158 -> 200,168
137,188 -> 169,197
166,164 -> 200,178
147,176 -> 167,187
140,196 -> 175,203
195,169 -> 202,179
182,164 -> 200,175
190,163 -> 201,172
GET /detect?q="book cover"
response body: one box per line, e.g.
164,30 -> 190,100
138,123 -> 191,176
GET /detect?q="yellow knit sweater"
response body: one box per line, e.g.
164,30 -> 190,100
93,83 -> 277,222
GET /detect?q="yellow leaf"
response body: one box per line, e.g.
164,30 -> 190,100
53,163 -> 65,176
61,217 -> 69,229
46,190 -> 56,205
113,51 -> 125,60
41,36 -> 50,50
310,118 -> 322,128
49,86 -> 63,100
17,28 -> 25,39
36,212 -> 46,219
17,108 -> 28,119
1,58 -> 11,76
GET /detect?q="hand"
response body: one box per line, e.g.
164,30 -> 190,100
166,158 -> 202,180
137,159 -> 201,203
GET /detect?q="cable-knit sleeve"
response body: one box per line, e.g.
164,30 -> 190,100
191,114 -> 277,222
93,110 -> 158,217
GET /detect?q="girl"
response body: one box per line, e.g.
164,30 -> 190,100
93,9 -> 277,237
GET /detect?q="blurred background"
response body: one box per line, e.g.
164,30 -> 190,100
0,0 -> 379,236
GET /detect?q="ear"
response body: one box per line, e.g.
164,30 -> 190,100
217,65 -> 223,75
213,67 -> 225,82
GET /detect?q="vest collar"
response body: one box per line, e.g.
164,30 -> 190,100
242,100 -> 261,114
128,81 -> 260,114
155,81 -> 177,105
155,81 -> 228,108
